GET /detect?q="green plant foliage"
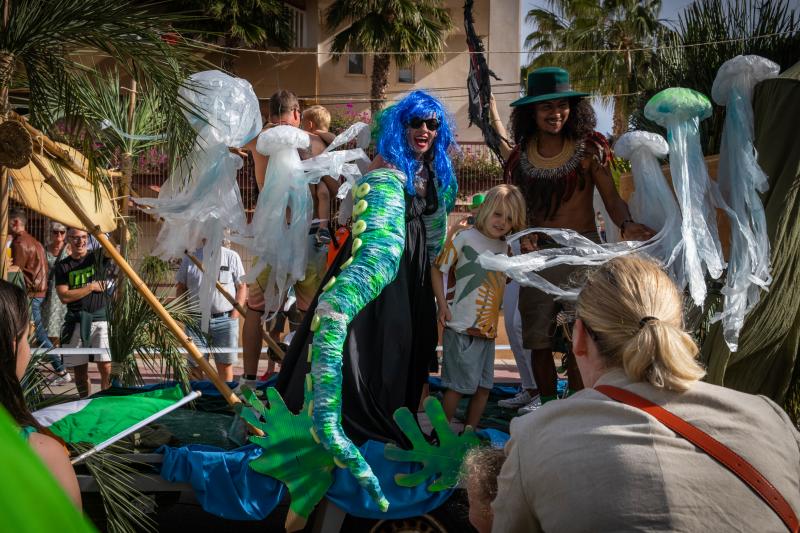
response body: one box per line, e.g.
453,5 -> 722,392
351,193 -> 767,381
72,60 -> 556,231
632,0 -> 800,153
75,442 -> 157,533
106,274 -> 197,389
239,381 -> 336,527
525,0 -> 668,136
324,0 -> 453,114
384,396 -> 481,492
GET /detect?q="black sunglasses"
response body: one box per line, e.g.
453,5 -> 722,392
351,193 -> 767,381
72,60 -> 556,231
52,230 -> 66,234
408,117 -> 440,131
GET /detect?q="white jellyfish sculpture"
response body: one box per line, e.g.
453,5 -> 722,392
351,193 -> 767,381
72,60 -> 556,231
135,70 -> 262,329
711,55 -> 779,351
643,87 -> 726,307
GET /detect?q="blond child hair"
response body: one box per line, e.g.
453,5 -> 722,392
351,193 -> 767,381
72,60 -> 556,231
474,184 -> 526,236
302,105 -> 331,132
463,446 -> 506,533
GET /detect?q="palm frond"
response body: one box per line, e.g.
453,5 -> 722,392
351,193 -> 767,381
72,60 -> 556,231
107,271 -> 200,390
74,442 -> 158,533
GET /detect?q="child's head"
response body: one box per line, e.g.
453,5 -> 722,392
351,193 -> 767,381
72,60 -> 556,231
463,446 -> 506,533
474,184 -> 526,239
301,105 -> 331,133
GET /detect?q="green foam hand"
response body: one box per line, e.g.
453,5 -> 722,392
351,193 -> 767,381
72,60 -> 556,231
239,378 -> 336,532
384,396 -> 481,491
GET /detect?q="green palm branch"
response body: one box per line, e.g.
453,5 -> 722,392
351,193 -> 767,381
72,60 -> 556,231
324,0 -> 454,115
524,0 -> 668,136
634,0 -> 800,154
107,268 -> 204,390
0,0 -> 210,272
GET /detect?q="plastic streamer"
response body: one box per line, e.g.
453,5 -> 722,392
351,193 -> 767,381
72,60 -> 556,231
710,55 -> 778,351
477,133 -> 682,300
644,88 -> 726,306
309,168 -> 408,511
135,70 -> 262,329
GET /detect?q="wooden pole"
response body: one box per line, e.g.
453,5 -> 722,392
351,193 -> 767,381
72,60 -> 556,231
185,252 -> 285,362
30,154 -> 241,407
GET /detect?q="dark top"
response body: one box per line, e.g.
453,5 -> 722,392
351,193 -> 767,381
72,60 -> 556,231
54,250 -> 111,313
276,171 -> 439,446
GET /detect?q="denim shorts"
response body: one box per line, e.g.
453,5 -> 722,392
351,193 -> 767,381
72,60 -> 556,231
187,314 -> 239,366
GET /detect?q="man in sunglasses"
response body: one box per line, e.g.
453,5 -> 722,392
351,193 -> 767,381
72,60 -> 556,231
54,227 -> 114,396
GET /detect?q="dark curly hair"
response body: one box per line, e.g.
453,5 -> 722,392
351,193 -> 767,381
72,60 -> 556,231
509,97 -> 597,146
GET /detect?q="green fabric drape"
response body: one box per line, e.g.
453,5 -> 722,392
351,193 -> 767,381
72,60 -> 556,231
700,61 -> 800,405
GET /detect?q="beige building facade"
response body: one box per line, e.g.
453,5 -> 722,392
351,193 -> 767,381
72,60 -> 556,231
233,0 -> 522,142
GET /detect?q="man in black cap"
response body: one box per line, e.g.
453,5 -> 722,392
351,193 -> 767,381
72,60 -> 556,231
489,67 -> 653,408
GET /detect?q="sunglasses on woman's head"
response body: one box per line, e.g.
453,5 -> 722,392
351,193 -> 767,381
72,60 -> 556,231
408,117 -> 440,131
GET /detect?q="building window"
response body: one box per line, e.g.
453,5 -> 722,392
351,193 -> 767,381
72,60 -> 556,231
398,65 -> 415,83
348,54 -> 365,75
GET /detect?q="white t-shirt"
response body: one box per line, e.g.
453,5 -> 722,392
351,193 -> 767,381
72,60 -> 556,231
176,247 -> 245,314
434,227 -> 509,338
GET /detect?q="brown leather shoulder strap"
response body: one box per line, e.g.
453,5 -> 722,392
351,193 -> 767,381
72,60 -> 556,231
595,384 -> 799,533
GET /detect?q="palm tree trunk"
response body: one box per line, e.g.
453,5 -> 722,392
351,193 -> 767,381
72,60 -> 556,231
370,54 -> 390,117
0,48 -> 15,278
612,98 -> 628,138
118,80 -> 136,259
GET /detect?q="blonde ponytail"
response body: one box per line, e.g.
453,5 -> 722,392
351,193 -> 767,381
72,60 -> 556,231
577,255 -> 705,391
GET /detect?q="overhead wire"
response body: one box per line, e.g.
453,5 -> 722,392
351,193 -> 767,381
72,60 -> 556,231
177,29 -> 799,56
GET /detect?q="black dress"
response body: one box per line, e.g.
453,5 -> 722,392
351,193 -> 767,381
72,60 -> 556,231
275,172 -> 439,446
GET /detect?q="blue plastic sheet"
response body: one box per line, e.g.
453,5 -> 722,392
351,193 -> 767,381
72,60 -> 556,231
159,439 -> 455,521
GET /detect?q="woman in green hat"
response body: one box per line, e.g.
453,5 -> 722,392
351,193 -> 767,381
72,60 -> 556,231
488,67 -> 654,408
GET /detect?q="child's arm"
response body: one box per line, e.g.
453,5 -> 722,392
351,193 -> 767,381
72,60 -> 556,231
315,130 -> 336,145
316,181 -> 331,221
430,267 -> 451,327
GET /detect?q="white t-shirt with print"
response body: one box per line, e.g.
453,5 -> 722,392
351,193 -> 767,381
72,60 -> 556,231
435,227 -> 508,338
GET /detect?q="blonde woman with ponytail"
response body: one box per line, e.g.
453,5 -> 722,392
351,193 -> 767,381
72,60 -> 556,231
492,255 -> 800,533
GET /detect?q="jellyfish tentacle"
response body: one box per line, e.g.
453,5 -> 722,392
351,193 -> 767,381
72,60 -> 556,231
310,168 -> 406,511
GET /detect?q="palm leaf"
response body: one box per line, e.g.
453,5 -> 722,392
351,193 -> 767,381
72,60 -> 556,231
74,442 -> 158,533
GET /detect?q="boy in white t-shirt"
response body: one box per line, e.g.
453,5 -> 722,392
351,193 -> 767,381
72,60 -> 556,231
432,184 -> 526,428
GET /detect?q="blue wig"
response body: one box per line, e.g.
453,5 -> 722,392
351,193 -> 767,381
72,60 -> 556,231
374,90 -> 458,197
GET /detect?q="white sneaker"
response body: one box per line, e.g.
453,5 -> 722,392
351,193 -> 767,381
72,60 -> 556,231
498,390 -> 533,409
50,372 -> 73,386
517,395 -> 542,415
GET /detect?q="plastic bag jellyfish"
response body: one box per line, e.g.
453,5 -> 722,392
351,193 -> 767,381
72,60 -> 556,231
136,70 -> 262,329
241,122 -> 373,315
242,125 -> 312,315
614,131 -> 685,286
711,55 -> 779,351
644,87 -> 725,307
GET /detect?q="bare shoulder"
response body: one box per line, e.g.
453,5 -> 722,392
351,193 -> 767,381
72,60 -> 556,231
307,133 -> 327,156
29,432 -> 82,507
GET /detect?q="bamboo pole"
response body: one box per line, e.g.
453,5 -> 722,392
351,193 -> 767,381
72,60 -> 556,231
29,154 -> 241,407
185,252 -> 285,362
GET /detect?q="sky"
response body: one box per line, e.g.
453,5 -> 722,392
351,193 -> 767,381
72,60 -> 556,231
517,0 -> 716,133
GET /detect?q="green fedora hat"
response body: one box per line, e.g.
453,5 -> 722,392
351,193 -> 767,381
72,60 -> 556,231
511,67 -> 589,107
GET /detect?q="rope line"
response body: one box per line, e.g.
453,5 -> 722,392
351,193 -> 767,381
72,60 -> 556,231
175,29 -> 799,56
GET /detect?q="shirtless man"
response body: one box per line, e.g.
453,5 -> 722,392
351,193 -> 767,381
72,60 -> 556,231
490,67 -> 653,407
235,90 -> 338,385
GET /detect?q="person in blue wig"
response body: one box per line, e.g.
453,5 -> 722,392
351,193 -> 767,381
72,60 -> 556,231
276,90 -> 458,446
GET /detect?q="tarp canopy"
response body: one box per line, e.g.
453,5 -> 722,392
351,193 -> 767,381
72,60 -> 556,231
700,60 -> 800,403
9,143 -> 118,232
